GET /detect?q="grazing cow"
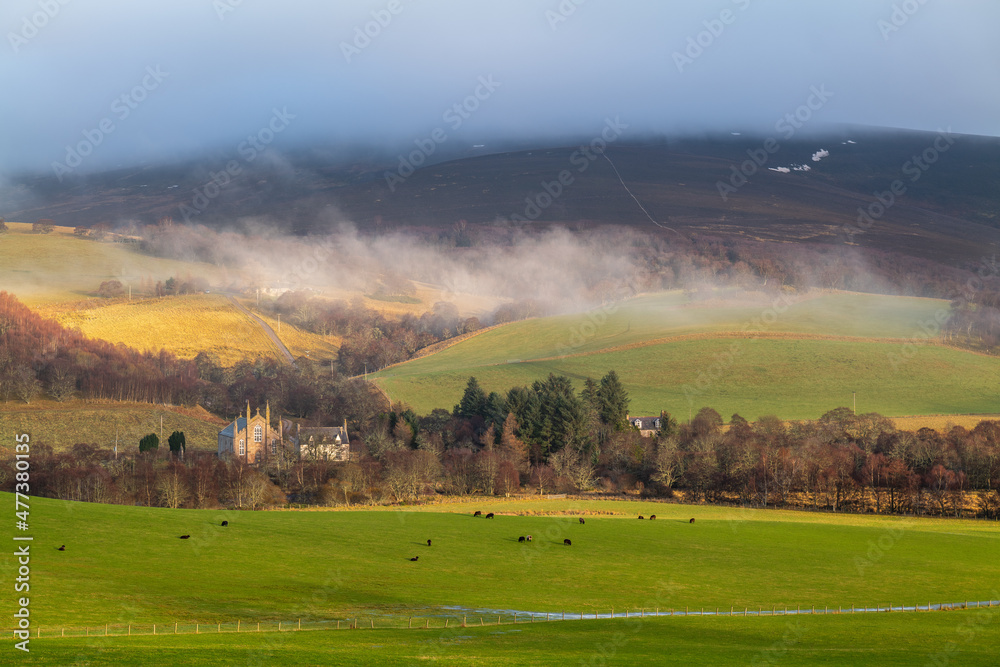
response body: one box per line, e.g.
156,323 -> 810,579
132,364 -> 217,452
563,539 -> 572,546
221,521 -> 228,527
649,515 -> 656,520
527,535 -> 532,542
427,539 -> 432,547
410,556 -> 419,561
485,513 -> 495,519
518,536 -> 526,543
57,545 -> 65,551
638,515 -> 644,520
179,535 -> 190,539
689,518 -> 695,523
579,517 -> 585,524
474,511 -> 482,517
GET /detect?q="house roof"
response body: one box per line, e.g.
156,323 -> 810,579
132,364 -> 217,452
219,417 -> 247,438
294,426 -> 349,444
629,416 -> 661,431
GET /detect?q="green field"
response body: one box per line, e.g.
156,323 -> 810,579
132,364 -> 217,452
8,494 -> 999,664
18,612 -> 1000,666
373,291 -> 1000,419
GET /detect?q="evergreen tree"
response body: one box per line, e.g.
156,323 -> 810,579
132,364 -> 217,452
454,376 -> 487,419
167,431 -> 186,456
596,370 -> 630,430
139,433 -> 159,453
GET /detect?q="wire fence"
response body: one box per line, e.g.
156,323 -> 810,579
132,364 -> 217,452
17,599 -> 1000,639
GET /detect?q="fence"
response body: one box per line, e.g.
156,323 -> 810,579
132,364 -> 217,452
15,599 -> 1000,639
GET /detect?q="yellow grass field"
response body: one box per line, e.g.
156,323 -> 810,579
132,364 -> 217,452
44,294 -> 284,365
0,399 -> 227,452
889,414 -> 1000,432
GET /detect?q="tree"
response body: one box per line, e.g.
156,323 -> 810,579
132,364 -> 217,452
157,462 -> 190,508
0,217 -> 8,233
498,413 -> 529,473
168,431 -> 186,457
97,280 -> 124,298
139,433 -> 160,453
454,376 -> 486,419
596,370 -> 630,430
11,365 -> 40,404
74,226 -> 90,238
32,219 -> 55,234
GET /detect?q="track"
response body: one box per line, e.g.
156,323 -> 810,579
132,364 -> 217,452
226,295 -> 295,364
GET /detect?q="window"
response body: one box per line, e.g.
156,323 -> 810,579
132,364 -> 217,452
271,441 -> 277,454
239,440 -> 245,455
254,425 -> 262,443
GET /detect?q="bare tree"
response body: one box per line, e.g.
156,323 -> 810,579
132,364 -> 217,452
157,463 -> 190,509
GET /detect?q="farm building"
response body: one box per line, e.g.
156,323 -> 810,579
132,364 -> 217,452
287,421 -> 351,461
628,415 -> 662,437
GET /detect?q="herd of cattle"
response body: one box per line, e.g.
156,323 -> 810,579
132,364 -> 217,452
407,511 -> 695,560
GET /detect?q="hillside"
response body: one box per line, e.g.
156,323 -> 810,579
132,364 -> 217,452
5,129 -> 1000,263
373,290 -> 1000,419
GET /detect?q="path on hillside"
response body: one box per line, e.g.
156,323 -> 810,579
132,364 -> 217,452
226,295 -> 295,364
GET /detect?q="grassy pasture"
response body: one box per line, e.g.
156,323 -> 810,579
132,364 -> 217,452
0,223 -> 231,306
0,400 -> 225,452
17,612 -> 1000,666
376,337 -> 1000,420
12,494 -> 999,629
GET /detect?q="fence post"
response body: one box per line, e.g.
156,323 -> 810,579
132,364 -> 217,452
218,623 -> 220,633
744,607 -> 747,617
625,609 -> 628,619
196,624 -> 199,634
279,622 -> 282,631
153,624 -> 156,635
106,625 -> 108,636
408,618 -> 412,628
62,628 -> 65,637
128,625 -> 131,636
371,619 -> 374,629
175,622 -> 177,634
238,620 -> 241,632
298,618 -> 301,631
337,620 -> 341,630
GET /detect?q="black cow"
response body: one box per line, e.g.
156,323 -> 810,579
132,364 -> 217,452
649,515 -> 656,520
410,556 -> 419,561
474,511 -> 482,517
579,517 -> 585,524
563,539 -> 572,546
637,515 -> 644,520
427,539 -> 432,547
485,513 -> 495,519
221,521 -> 228,527
57,545 -> 65,551
689,518 -> 695,523
518,536 -> 526,543
179,535 -> 190,539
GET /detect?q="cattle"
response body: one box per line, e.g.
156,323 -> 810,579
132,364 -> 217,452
563,539 -> 572,546
221,521 -> 228,527
485,513 -> 495,519
518,536 -> 526,543
474,511 -> 482,517
179,535 -> 190,539
579,517 -> 585,524
527,535 -> 533,542
689,518 -> 695,523
638,515 -> 644,520
57,545 -> 65,551
410,556 -> 419,561
649,515 -> 656,520
427,539 -> 432,547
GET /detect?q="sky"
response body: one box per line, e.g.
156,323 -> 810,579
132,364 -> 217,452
1,0 -> 998,177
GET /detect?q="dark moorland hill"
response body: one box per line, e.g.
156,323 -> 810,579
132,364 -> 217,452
3,127 -> 999,263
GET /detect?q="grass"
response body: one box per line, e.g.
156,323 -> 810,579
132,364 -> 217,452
12,494 -> 999,627
41,294 -> 293,365
8,493 -> 999,664
17,612 -> 1000,666
373,290 -> 1000,419
0,223 -> 228,306
0,400 -> 225,452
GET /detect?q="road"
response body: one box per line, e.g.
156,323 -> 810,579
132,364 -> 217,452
226,295 -> 295,364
